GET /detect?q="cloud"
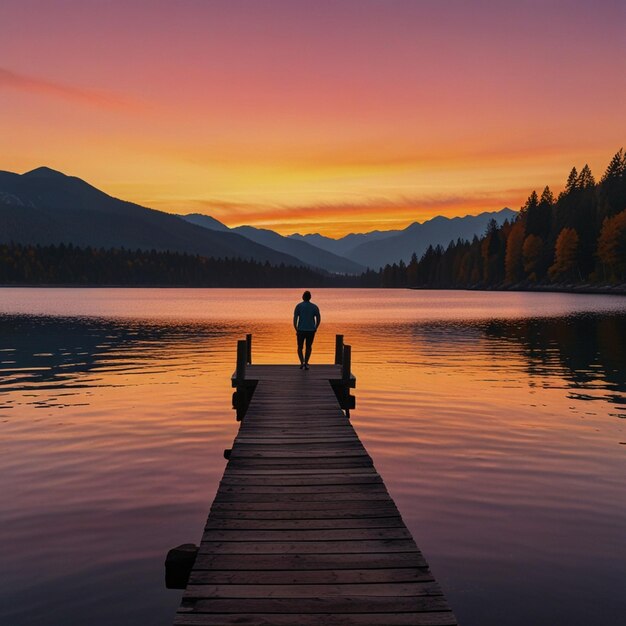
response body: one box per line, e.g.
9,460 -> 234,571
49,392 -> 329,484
166,190 -> 526,237
0,66 -> 141,111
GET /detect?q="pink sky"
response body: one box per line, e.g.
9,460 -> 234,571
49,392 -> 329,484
1,0 -> 624,236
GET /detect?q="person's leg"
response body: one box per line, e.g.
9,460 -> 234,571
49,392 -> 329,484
296,332 -> 305,365
304,331 -> 315,365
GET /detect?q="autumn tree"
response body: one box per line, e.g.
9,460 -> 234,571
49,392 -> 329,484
505,220 -> 525,284
597,209 -> 626,281
549,228 -> 580,281
522,234 -> 543,281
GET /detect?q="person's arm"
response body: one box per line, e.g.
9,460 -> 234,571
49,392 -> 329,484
314,306 -> 321,330
293,305 -> 299,331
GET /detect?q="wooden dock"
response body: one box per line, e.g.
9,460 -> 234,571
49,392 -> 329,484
172,335 -> 457,626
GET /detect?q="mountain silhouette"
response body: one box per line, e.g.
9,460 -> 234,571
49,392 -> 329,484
1,167 -> 518,273
179,213 -> 230,232
180,215 -> 365,274
288,230 -> 400,258
346,209 -> 516,268
0,168 -> 306,267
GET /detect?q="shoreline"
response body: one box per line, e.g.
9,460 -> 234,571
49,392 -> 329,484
412,284 -> 626,296
0,283 -> 625,295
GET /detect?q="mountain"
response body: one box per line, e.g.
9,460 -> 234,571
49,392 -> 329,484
0,167 -> 518,275
182,208 -> 517,272
346,208 -> 517,269
0,167 -> 306,267
288,230 -> 398,258
179,215 -> 365,274
179,213 -> 230,232
231,226 -> 365,275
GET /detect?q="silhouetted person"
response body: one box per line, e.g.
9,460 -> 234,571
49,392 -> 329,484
293,290 -> 321,370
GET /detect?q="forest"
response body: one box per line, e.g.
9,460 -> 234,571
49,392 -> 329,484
0,243 -> 349,287
363,149 -> 626,289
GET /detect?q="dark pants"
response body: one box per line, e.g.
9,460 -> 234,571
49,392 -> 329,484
297,330 -> 316,364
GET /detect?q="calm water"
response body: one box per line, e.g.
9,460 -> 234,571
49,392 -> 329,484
1,288 -> 625,626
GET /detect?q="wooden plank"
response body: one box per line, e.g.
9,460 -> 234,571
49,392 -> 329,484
212,489 -> 386,500
204,517 -> 405,530
200,528 -> 412,542
175,614 -> 457,626
215,485 -> 389,495
188,568 -> 434,585
209,502 -> 400,512
197,540 -> 420,554
177,596 -> 451,613
206,509 -> 402,520
192,552 -> 429,570
212,494 -> 391,504
218,476 -> 383,486
184,581 -> 443,598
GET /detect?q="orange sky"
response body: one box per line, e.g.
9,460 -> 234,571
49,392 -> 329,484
1,1 -> 624,237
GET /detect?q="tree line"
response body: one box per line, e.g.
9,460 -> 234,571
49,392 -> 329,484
363,149 -> 626,288
0,243 -> 351,287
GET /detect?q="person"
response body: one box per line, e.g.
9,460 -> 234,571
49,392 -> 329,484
293,290 -> 321,370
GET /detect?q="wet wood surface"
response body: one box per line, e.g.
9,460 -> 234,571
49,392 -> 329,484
174,364 -> 457,625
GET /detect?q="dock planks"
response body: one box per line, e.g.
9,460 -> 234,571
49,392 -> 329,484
174,364 -> 457,626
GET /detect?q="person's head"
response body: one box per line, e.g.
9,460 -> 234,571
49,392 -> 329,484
302,290 -> 311,302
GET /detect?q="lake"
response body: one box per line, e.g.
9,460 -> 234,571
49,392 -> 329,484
1,288 -> 625,625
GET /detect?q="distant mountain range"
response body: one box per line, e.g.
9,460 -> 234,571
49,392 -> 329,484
184,209 -> 516,270
180,214 -> 365,274
288,209 -> 516,268
0,166 -> 517,275
289,230 -> 398,258
343,209 -> 516,268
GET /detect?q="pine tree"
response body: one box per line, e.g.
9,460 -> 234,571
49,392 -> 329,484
524,190 -> 544,236
565,167 -> 579,194
540,186 -> 554,206
577,164 -> 596,189
601,148 -> 625,182
406,253 -> 418,287
530,186 -> 554,259
598,148 -> 626,219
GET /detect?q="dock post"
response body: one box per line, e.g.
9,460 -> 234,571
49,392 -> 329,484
246,333 -> 252,365
234,339 -> 248,420
236,339 -> 247,380
342,344 -> 352,416
342,344 -> 351,383
334,334 -> 344,365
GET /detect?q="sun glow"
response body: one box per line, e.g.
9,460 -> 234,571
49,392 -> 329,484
1,1 -> 624,236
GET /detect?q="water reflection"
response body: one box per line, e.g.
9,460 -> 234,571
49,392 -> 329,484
0,315 -> 236,393
1,293 -> 625,626
484,316 -> 626,416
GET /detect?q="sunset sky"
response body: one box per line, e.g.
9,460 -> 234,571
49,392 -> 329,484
1,0 -> 624,237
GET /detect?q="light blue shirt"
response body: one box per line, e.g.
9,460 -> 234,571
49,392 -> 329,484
294,301 -> 321,332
